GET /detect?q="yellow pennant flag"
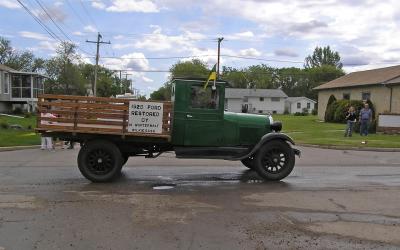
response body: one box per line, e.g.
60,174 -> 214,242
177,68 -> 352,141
203,64 -> 217,89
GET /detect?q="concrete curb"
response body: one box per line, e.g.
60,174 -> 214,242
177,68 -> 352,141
0,145 -> 40,152
298,143 -> 400,152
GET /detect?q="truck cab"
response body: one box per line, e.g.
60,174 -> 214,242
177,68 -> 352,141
170,78 -> 290,160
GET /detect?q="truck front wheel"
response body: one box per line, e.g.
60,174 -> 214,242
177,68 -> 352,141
78,140 -> 123,182
254,140 -> 295,181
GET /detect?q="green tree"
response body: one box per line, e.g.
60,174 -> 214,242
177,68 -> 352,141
0,36 -> 45,72
305,65 -> 345,99
44,42 -> 86,95
304,46 -> 343,69
170,59 -> 209,78
222,64 -> 277,89
150,82 -> 171,101
221,67 -> 248,88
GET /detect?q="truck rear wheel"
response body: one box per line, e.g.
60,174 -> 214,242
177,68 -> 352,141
253,140 -> 295,181
78,140 -> 123,182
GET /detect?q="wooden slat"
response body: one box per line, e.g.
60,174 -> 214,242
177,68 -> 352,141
37,94 -> 173,140
36,126 -> 171,139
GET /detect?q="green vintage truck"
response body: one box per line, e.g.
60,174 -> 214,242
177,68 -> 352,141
37,78 -> 300,182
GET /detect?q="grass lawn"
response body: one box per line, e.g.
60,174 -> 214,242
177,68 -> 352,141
0,115 -> 41,147
274,115 -> 400,148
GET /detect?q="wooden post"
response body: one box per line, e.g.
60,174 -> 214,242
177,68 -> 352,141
73,99 -> 78,131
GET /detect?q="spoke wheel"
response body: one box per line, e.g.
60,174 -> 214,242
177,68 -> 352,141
254,140 -> 295,181
78,140 -> 123,182
87,149 -> 115,176
261,149 -> 287,174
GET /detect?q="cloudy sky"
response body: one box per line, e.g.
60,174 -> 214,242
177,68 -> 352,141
1,0 -> 400,96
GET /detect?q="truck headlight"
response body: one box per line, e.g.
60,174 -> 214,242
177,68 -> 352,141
270,119 -> 282,132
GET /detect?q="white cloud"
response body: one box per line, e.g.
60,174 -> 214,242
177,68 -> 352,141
133,26 -> 196,52
84,25 -> 97,33
91,0 -> 106,9
73,31 -> 84,36
226,31 -> 255,41
0,0 -> 21,9
19,31 -> 51,41
102,52 -> 150,71
106,0 -> 159,13
239,48 -> 261,57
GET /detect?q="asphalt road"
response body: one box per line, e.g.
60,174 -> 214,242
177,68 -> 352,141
0,146 -> 400,249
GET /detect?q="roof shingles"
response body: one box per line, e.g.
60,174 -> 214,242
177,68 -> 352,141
314,65 -> 400,90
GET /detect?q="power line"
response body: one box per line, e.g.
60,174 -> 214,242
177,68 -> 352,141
33,0 -> 73,42
78,0 -> 99,31
222,55 -> 304,64
65,0 -> 87,28
16,0 -> 63,42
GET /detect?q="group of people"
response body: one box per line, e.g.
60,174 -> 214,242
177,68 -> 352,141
40,111 -> 75,151
41,137 -> 75,151
344,103 -> 373,137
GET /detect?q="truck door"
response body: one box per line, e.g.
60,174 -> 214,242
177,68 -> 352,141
184,84 -> 224,146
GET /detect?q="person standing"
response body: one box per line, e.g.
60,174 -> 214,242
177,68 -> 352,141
359,103 -> 372,136
344,106 -> 356,137
40,111 -> 56,151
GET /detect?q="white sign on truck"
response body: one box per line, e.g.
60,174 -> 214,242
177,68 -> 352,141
128,101 -> 164,134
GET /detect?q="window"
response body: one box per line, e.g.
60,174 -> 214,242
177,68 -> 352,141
271,97 -> 280,102
272,110 -> 277,114
190,86 -> 219,109
33,77 -> 44,98
4,73 -> 9,94
362,92 -> 371,100
307,102 -> 311,109
259,97 -> 264,101
11,75 -> 32,98
258,110 -> 263,114
243,97 -> 248,102
297,102 -> 301,109
343,93 -> 350,100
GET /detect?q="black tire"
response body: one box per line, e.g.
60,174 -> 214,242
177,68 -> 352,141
253,140 -> 295,181
77,140 -> 123,182
241,156 -> 255,169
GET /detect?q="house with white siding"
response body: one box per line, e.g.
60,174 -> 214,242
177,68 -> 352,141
285,97 -> 317,114
0,64 -> 45,113
224,88 -> 288,114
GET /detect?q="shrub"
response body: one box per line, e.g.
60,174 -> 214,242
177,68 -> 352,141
294,112 -> 307,116
12,107 -> 23,114
0,122 -> 9,129
324,95 -> 337,121
325,101 -> 338,122
311,109 -> 318,115
283,108 -> 289,115
302,108 -> 309,116
24,112 -> 32,118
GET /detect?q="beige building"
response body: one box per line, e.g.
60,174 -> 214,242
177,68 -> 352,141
314,65 -> 400,120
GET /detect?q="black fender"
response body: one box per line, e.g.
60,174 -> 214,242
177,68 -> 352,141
236,132 -> 300,160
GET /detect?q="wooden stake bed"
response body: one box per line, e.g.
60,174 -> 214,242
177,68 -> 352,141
36,94 -> 173,140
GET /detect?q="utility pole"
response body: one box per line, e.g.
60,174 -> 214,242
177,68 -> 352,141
122,73 -> 132,93
86,32 -> 110,96
217,37 -> 224,79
